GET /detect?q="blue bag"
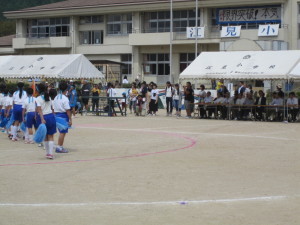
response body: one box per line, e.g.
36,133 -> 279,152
20,122 -> 27,132
33,124 -> 47,143
6,114 -> 14,129
55,116 -> 69,130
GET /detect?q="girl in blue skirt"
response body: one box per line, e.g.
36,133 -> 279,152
36,83 -> 57,159
11,82 -> 27,141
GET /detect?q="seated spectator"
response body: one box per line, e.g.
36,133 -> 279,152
287,92 -> 299,122
232,93 -> 244,120
213,92 -> 225,119
268,92 -> 284,121
254,90 -> 266,121
203,91 -> 214,118
242,93 -> 254,120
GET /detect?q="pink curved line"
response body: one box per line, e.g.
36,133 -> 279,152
0,127 -> 197,167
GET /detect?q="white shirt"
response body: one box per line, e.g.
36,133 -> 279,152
198,90 -> 206,99
151,89 -> 159,100
214,97 -> 225,104
270,98 -> 283,106
173,89 -> 181,100
13,90 -> 27,105
122,79 -> 129,84
0,94 -> 5,106
107,88 -> 116,97
4,96 -> 13,107
53,94 -> 70,113
236,98 -> 244,105
204,96 -> 213,103
36,96 -> 53,115
165,87 -> 173,98
287,98 -> 298,108
22,96 -> 37,113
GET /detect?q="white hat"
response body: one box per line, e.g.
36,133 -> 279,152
70,80 -> 74,82
277,84 -> 282,89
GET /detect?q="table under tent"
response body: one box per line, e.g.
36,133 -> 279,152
179,50 -> 300,122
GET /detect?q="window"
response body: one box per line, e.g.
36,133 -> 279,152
180,53 -> 196,72
27,17 -> 70,38
143,54 -> 170,75
121,54 -> 132,76
79,15 -> 104,24
107,14 -> 132,35
143,9 -> 200,33
79,31 -> 104,44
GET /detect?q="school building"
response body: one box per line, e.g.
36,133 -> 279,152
2,0 -> 300,85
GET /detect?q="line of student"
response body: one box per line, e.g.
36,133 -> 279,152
0,82 -> 72,160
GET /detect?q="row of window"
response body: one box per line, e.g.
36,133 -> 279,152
119,53 -> 195,76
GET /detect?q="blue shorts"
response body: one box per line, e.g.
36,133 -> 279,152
26,112 -> 36,129
0,109 -> 5,121
56,112 -> 69,134
34,113 -> 41,129
44,113 -> 56,135
13,104 -> 23,122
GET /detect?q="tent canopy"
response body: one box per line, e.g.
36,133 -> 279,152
0,54 -> 104,79
180,51 -> 300,81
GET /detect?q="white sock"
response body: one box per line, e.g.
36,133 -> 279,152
29,135 -> 33,142
11,126 -> 17,139
44,141 -> 49,154
48,141 -> 54,155
24,129 -> 29,140
57,145 -> 63,150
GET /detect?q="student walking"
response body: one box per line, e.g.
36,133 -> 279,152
22,88 -> 37,144
53,82 -> 72,153
11,82 -> 27,141
36,83 -> 57,159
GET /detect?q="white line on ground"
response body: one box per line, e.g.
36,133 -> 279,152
0,196 -> 289,207
77,126 -> 297,141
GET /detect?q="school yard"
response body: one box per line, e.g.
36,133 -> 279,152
0,112 -> 299,225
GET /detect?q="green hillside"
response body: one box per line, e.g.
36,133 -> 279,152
0,0 -> 64,37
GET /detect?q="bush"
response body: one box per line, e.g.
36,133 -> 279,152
2,82 -> 30,91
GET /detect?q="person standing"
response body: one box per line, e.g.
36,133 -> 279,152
129,83 -> 138,114
53,82 -> 72,153
107,83 -> 116,116
173,84 -> 183,117
91,84 -> 101,114
165,81 -> 174,116
69,85 -> 77,118
22,88 -> 37,144
11,82 -> 27,141
149,83 -> 159,116
198,84 -> 206,118
184,82 -> 194,118
36,83 -> 56,160
81,80 -> 91,116
140,81 -> 148,116
122,76 -> 129,84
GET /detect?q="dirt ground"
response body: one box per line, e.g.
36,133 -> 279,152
0,111 -> 299,225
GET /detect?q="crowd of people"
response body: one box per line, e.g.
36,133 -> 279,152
0,81 -> 73,160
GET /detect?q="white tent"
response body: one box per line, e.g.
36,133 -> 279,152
0,54 -> 104,79
180,51 -> 300,81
